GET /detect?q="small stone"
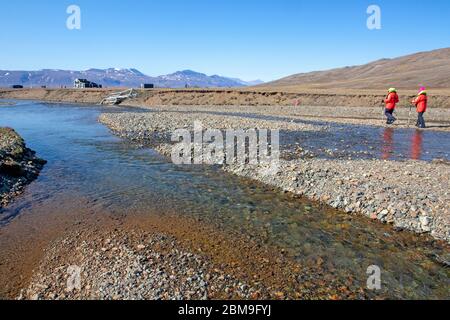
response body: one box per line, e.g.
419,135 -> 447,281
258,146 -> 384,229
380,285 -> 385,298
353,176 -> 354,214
378,209 -> 388,219
419,216 -> 432,231
274,291 -> 285,299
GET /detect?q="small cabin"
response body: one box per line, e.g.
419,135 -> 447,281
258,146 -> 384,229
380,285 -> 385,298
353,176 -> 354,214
141,83 -> 154,89
74,78 -> 102,89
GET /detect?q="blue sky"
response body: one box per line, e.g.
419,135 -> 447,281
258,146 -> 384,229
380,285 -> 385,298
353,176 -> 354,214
0,0 -> 449,81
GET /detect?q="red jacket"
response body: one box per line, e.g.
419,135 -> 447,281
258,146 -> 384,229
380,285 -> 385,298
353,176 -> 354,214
385,92 -> 399,110
413,94 -> 428,113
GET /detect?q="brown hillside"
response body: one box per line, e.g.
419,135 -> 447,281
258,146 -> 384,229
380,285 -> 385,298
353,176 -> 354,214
264,48 -> 450,90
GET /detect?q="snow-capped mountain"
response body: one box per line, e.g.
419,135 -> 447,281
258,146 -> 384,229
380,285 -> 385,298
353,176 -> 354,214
156,70 -> 262,88
227,77 -> 265,86
0,68 -> 264,88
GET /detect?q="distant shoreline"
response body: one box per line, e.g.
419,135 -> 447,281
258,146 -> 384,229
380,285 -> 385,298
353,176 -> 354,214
0,101 -> 16,106
1,88 -> 450,133
1,87 -> 450,109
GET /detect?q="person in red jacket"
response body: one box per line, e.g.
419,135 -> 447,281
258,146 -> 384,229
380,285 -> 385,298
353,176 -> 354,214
412,87 -> 428,128
384,88 -> 399,124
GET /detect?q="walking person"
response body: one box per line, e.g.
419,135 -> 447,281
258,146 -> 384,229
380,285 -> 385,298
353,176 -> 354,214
412,87 -> 428,128
383,88 -> 399,125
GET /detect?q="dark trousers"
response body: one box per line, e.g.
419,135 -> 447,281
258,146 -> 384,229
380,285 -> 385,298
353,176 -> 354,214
385,109 -> 396,124
417,112 -> 426,128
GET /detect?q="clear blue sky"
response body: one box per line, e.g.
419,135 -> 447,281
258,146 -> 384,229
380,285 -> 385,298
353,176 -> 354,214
1,0 -> 449,81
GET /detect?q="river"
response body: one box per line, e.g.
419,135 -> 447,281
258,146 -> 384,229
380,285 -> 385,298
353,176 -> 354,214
0,100 -> 448,299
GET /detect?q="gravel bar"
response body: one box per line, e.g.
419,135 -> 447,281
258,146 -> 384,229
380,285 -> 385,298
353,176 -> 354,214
99,108 -> 450,243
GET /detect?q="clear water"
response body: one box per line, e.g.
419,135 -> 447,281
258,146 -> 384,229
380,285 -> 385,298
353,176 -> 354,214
0,100 -> 449,299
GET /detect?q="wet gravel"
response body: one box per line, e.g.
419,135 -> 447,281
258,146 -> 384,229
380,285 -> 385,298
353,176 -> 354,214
20,229 -> 261,300
19,220 -> 375,300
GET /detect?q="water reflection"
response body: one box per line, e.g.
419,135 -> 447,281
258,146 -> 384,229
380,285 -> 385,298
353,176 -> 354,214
381,128 -> 394,160
381,128 -> 427,161
411,130 -> 423,160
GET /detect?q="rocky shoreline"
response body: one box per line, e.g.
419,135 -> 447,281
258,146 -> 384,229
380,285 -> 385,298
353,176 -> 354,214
18,213 -> 368,300
99,110 -> 450,243
20,229 -> 261,300
0,128 -> 46,209
225,159 -> 450,242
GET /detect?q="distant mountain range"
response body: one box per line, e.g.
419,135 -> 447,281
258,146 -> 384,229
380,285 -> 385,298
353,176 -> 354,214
0,68 -> 264,89
264,47 -> 450,89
